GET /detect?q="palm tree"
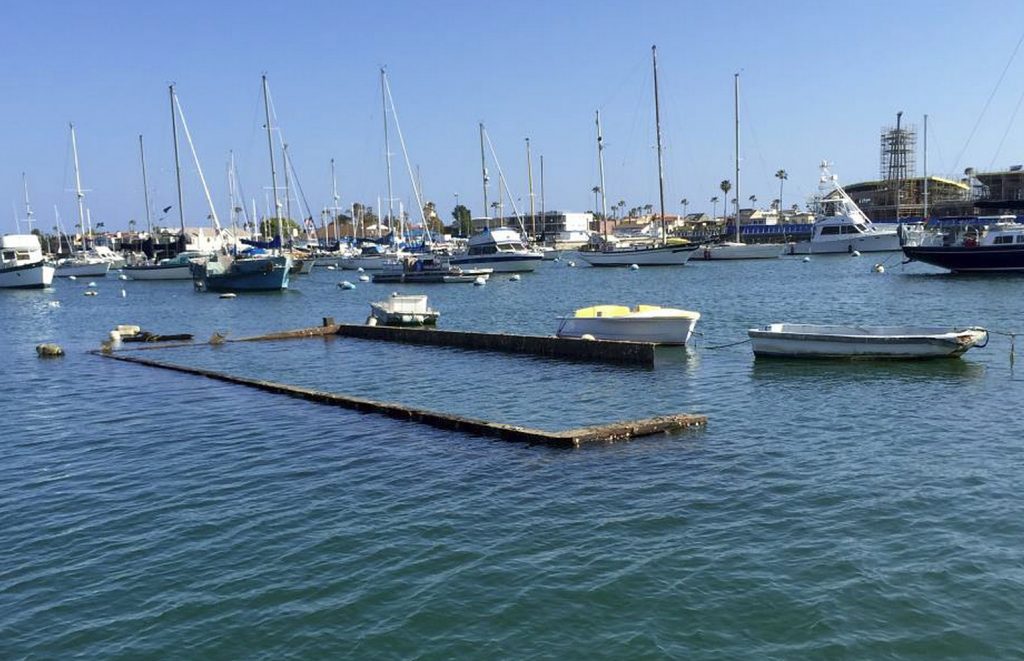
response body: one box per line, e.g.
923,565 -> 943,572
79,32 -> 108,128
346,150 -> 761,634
720,180 -> 732,221
128,219 -> 136,235
643,203 -> 653,218
680,197 -> 689,218
710,196 -> 719,221
591,186 -> 601,218
748,194 -> 757,208
775,169 -> 788,220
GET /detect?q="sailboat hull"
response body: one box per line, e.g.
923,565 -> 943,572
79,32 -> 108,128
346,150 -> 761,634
699,242 -> 784,260
578,244 -> 699,266
194,256 -> 291,292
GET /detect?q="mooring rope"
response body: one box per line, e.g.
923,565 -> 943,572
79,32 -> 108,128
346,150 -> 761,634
987,329 -> 1017,366
692,330 -> 751,350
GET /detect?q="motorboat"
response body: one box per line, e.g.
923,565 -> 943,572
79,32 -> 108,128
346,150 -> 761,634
748,323 -> 988,359
368,294 -> 439,326
191,253 -> 291,292
448,227 -> 544,273
556,304 -> 701,345
901,215 -> 1024,272
372,255 -> 492,283
339,243 -> 405,270
788,162 -> 901,255
0,234 -> 54,289
122,251 -> 206,280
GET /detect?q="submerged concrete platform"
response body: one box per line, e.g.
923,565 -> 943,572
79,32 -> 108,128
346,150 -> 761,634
95,350 -> 705,447
332,323 -> 656,366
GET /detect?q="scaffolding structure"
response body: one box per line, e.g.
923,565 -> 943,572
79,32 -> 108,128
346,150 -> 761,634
880,123 -> 917,182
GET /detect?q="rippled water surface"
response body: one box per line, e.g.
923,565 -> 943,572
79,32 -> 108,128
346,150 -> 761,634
3,255 -> 1024,658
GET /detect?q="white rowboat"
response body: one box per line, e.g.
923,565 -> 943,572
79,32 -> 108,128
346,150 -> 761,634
748,323 -> 988,359
557,304 -> 701,345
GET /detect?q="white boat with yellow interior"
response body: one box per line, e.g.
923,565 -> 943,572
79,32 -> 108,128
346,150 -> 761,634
556,304 -> 701,345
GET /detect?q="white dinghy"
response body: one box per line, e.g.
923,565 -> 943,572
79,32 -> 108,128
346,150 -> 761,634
748,324 -> 988,359
557,305 -> 701,345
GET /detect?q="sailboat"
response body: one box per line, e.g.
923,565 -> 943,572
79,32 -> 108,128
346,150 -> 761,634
579,46 -> 699,267
191,77 -> 291,292
123,127 -> 205,280
54,124 -> 111,278
701,73 -> 784,260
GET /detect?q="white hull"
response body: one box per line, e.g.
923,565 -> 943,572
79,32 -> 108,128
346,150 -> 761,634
699,242 -> 784,260
748,324 -> 987,358
557,315 -> 699,345
577,244 -> 698,266
55,261 -> 111,277
0,262 -> 54,289
447,254 -> 543,273
339,255 -> 397,270
122,264 -> 194,280
789,232 -> 901,255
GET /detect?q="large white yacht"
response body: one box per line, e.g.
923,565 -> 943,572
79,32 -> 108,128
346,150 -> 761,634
448,227 -> 543,273
0,234 -> 55,289
789,163 -> 901,255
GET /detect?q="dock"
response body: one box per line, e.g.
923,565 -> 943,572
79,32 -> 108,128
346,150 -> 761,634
95,350 -> 705,447
92,319 -> 705,446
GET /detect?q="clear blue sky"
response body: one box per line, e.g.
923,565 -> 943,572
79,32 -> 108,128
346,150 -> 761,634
5,0 -> 1024,233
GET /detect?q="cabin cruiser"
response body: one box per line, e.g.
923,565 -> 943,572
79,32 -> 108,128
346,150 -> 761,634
788,163 -> 900,255
0,234 -> 54,288
448,227 -> 543,273
901,215 -> 1024,272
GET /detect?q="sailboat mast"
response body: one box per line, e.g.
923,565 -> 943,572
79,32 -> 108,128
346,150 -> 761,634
139,135 -> 153,236
526,137 -> 535,238
540,154 -> 545,238
381,68 -> 395,230
923,113 -> 929,219
596,110 -> 609,242
734,73 -> 741,243
22,172 -> 35,234
331,158 -> 340,244
169,86 -> 187,238
228,150 -> 238,237
262,74 -> 282,243
479,122 -> 488,227
69,123 -> 87,248
651,45 -> 667,243
283,143 -> 292,225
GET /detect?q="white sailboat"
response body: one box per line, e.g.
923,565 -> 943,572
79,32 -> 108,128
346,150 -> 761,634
701,73 -> 784,261
54,124 -> 111,278
579,46 -> 698,267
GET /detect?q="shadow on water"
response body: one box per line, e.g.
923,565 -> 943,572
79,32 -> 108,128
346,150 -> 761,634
748,355 -> 986,385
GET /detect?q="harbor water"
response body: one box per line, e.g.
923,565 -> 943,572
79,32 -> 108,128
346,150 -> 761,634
2,255 -> 1023,658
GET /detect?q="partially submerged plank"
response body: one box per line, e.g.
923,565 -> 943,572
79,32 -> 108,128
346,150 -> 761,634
93,351 -> 704,447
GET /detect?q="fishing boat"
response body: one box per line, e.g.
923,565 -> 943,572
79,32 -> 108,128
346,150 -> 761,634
0,234 -> 54,289
901,215 -> 1024,272
747,323 -> 988,359
368,294 -> 439,326
447,227 -> 543,273
788,162 -> 901,255
556,304 -> 701,345
579,46 -> 700,267
372,255 -> 491,283
701,74 -> 784,261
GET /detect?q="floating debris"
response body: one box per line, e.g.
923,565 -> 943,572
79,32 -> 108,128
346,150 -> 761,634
35,343 -> 64,358
209,332 -> 227,345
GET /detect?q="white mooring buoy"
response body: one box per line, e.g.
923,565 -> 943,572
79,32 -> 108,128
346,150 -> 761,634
339,280 -> 356,290
873,263 -> 885,273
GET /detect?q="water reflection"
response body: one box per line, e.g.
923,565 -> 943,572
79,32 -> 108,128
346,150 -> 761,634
748,356 -> 986,385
